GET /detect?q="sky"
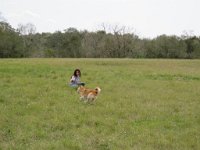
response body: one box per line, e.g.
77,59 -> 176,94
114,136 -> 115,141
1,0 -> 200,38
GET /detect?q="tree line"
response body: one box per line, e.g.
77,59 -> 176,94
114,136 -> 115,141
0,21 -> 200,58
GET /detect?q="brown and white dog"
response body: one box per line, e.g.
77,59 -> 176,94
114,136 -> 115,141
77,86 -> 101,103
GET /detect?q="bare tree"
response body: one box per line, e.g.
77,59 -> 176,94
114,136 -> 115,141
17,23 -> 36,35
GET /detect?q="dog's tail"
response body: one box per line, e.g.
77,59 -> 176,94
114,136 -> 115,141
95,87 -> 101,94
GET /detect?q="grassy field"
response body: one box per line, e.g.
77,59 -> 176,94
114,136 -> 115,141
0,59 -> 200,150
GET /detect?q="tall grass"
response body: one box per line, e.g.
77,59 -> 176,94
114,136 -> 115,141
0,59 -> 200,150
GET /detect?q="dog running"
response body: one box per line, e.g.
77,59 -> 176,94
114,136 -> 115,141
77,85 -> 101,103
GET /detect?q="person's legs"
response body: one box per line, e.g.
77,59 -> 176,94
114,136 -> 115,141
69,83 -> 78,88
77,82 -> 85,86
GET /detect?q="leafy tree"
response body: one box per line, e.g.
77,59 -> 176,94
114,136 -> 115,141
0,20 -> 200,59
184,36 -> 200,58
0,22 -> 24,57
153,35 -> 187,58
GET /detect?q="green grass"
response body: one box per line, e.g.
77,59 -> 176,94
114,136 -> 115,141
0,58 -> 200,150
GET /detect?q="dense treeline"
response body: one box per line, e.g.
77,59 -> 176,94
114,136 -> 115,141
0,21 -> 200,58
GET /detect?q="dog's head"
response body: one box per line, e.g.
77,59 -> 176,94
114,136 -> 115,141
77,85 -> 85,94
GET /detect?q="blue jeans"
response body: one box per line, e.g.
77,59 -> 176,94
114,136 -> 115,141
69,82 -> 85,87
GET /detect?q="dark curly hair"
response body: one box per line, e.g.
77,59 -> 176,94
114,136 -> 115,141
73,69 -> 81,77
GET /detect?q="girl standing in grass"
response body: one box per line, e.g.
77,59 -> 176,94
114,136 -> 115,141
69,69 -> 85,87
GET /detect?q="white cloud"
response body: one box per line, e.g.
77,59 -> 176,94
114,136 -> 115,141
1,0 -> 200,37
24,10 -> 41,19
7,10 -> 41,20
46,19 -> 57,24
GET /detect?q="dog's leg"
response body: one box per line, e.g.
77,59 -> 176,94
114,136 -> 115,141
80,96 -> 85,101
91,97 -> 96,103
84,98 -> 88,103
87,98 -> 91,103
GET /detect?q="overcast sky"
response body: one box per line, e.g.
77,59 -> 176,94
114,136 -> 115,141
1,0 -> 200,38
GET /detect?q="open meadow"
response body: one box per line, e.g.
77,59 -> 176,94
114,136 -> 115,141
0,58 -> 200,150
